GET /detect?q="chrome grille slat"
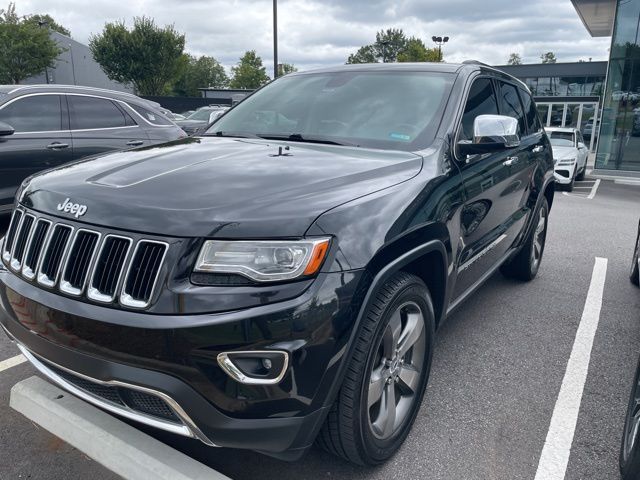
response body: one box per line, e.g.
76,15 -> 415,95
121,240 -> 168,309
10,214 -> 35,271
3,207 -> 167,310
3,209 -> 23,263
22,219 -> 51,280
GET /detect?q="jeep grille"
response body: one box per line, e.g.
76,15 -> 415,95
2,207 -> 168,309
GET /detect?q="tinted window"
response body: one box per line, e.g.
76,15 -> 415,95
207,71 -> 455,151
498,82 -> 526,135
129,103 -> 174,126
519,88 -> 542,134
69,96 -> 135,130
460,78 -> 499,141
0,95 -> 62,132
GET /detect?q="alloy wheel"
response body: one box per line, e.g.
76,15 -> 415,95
367,301 -> 426,440
530,206 -> 547,271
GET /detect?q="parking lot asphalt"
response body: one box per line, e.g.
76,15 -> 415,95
0,177 -> 639,480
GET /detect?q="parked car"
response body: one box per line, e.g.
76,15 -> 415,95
620,221 -> 640,479
0,63 -> 554,465
0,85 -> 186,213
547,127 -> 589,190
174,106 -> 229,135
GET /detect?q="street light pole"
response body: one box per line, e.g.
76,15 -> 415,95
273,0 -> 279,78
431,35 -> 449,62
37,20 -> 50,83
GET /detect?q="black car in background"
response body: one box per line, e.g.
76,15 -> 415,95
621,221 -> 640,479
0,63 -> 554,465
0,85 -> 186,213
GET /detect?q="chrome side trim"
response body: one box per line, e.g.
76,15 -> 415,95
458,233 -> 508,273
217,350 -> 289,385
17,343 -> 216,446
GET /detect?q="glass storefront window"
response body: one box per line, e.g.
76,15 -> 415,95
549,104 -> 564,126
595,0 -> 640,172
537,103 -> 549,125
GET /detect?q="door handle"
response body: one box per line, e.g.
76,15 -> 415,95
532,145 -> 544,153
126,140 -> 144,146
503,156 -> 519,167
46,142 -> 69,150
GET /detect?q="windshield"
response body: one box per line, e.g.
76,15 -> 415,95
549,131 -> 575,147
188,109 -> 215,121
206,70 -> 454,151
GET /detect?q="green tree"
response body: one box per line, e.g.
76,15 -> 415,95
90,16 -> 185,95
0,3 -> 62,84
229,50 -> 270,89
397,37 -> 440,62
507,53 -> 522,65
28,14 -> 70,36
173,54 -> 228,97
278,63 -> 297,75
374,28 -> 408,62
540,52 -> 557,64
347,45 -> 377,64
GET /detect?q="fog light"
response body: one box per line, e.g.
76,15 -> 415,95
217,350 -> 289,385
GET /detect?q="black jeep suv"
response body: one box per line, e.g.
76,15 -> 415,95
0,63 -> 554,465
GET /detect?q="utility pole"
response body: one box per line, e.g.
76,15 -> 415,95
37,20 -> 50,83
273,0 -> 278,78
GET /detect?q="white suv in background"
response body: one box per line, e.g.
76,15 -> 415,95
546,127 -> 589,191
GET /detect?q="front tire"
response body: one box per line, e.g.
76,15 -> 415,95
500,197 -> 549,281
317,272 -> 435,465
620,356 -> 640,478
576,165 -> 586,181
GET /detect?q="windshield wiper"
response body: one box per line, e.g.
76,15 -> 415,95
202,131 -> 260,139
256,133 -> 359,147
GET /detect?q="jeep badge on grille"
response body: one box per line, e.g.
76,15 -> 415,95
57,198 -> 87,218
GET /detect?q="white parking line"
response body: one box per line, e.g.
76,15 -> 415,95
0,354 -> 26,373
587,179 -> 601,199
534,257 -> 608,480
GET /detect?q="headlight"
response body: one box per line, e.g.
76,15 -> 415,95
558,157 -> 576,166
194,238 -> 331,282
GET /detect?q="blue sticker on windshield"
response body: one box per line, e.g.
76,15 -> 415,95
389,133 -> 411,141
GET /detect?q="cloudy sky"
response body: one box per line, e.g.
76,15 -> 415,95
16,0 -> 611,77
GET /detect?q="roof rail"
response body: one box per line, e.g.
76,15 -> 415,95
7,84 -> 138,98
462,60 -> 491,67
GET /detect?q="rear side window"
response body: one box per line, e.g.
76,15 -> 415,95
0,95 -> 63,132
497,82 -> 526,136
460,78 -> 499,141
69,95 -> 136,130
519,88 -> 542,135
128,104 -> 174,126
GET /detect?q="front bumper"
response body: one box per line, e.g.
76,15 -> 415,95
553,163 -> 576,185
0,262 -> 367,457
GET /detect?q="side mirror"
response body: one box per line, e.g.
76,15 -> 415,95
0,121 -> 15,137
458,115 -> 520,156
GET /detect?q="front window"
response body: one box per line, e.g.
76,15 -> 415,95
0,95 -> 63,132
549,131 -> 575,147
206,70 -> 454,151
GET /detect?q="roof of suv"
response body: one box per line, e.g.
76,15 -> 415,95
0,84 -> 155,108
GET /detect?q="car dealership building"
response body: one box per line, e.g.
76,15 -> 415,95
572,0 -> 640,174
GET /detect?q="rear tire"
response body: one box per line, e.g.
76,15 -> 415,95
620,356 -> 640,479
500,197 -> 549,281
317,272 -> 435,465
631,230 -> 640,287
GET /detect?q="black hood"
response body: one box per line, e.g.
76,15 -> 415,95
20,137 -> 423,238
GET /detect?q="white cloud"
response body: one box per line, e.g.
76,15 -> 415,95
14,0 -> 611,76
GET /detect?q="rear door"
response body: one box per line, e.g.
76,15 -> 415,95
68,95 -> 148,159
452,77 -> 530,299
0,94 -> 72,209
